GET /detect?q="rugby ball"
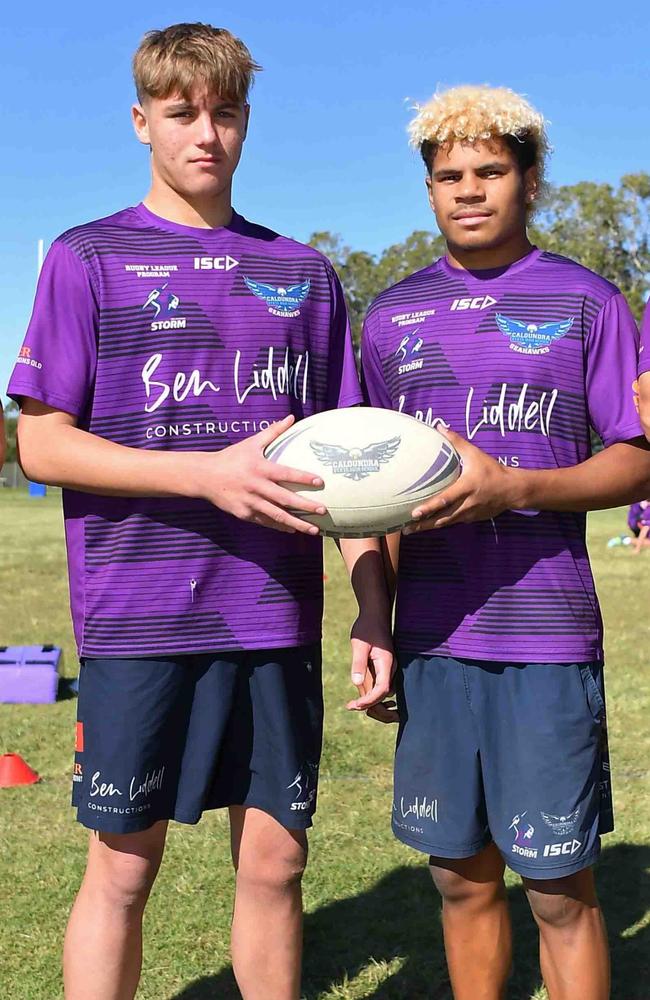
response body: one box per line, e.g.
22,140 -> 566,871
264,407 -> 461,537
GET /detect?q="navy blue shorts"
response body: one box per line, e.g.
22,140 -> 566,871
72,644 -> 323,834
393,654 -> 613,880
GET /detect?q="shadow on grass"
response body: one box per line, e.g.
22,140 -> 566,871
57,675 -> 78,700
171,843 -> 650,1000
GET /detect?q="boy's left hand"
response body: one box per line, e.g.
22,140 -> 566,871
347,613 -> 397,723
405,428 -> 518,532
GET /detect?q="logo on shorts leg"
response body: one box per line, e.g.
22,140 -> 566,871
288,762 -> 319,812
543,839 -> 582,858
392,794 -> 439,837
541,807 -> 580,836
509,811 -> 538,859
85,766 -> 166,816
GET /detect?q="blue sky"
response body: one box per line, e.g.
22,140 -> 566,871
2,0 -> 649,395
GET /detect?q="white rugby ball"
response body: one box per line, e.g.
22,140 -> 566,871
264,407 -> 461,537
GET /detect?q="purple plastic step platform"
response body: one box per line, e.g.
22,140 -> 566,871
0,645 -> 62,704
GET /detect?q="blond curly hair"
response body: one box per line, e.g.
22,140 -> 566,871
409,85 -> 549,190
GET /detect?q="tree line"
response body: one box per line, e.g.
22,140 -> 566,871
3,173 -> 649,465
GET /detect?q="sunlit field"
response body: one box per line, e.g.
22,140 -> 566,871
1,491 -> 648,999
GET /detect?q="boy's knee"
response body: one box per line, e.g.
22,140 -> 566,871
429,844 -> 506,908
525,869 -> 600,930
236,832 -> 307,893
429,867 -> 505,909
85,826 -> 166,911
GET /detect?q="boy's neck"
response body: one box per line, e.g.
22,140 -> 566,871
446,234 -> 533,271
143,181 -> 233,230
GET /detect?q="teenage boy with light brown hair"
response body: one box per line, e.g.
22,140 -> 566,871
8,22 -> 373,1000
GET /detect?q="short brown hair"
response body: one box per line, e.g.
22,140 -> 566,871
133,22 -> 261,105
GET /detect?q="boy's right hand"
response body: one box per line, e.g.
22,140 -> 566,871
203,415 -> 327,534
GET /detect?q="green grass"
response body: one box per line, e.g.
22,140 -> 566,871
1,491 -> 649,999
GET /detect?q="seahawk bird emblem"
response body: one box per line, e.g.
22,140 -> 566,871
310,437 -> 401,480
496,313 -> 574,354
541,807 -> 581,836
243,277 -> 311,317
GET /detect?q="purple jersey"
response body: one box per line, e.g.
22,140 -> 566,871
362,248 -> 642,662
8,204 -> 361,657
629,501 -> 650,531
640,300 -> 650,375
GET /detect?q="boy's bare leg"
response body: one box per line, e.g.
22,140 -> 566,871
430,843 -> 512,1000
230,806 -> 307,1000
525,867 -> 609,1000
63,821 -> 167,1000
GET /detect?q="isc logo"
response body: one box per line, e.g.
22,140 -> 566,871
450,295 -> 497,311
543,839 -> 582,857
193,255 -> 239,271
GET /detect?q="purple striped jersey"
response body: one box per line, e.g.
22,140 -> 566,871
361,247 -> 642,662
640,300 -> 650,375
8,204 -> 362,657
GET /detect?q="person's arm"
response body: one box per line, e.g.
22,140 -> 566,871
337,536 -> 397,722
407,291 -> 650,531
404,432 -> 650,532
336,307 -> 400,720
639,372 -> 650,442
638,300 -> 650,441
633,523 -> 650,554
17,399 -> 327,535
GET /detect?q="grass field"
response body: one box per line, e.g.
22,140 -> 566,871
1,490 -> 649,999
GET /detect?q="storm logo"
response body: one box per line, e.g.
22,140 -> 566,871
143,284 -> 185,331
143,284 -> 180,319
396,328 -> 425,374
288,762 -> 319,812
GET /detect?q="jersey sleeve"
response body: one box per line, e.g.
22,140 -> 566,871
585,292 -> 643,446
7,240 -> 98,417
360,309 -> 392,409
639,300 -> 650,376
324,264 -> 362,409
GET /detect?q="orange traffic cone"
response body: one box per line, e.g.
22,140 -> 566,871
0,753 -> 41,787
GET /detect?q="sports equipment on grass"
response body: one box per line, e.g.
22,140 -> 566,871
0,645 -> 62,703
265,408 -> 460,537
0,753 -> 40,787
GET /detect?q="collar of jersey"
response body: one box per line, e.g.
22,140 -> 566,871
134,202 -> 246,238
441,246 -> 542,285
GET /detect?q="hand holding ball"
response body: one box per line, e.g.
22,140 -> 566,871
265,408 -> 460,537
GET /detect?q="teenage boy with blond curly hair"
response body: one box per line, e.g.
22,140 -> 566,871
7,22 -> 371,1000
347,85 -> 650,999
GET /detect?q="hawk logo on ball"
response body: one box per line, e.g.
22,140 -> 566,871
496,313 -> 574,354
244,277 -> 311,317
310,437 -> 401,480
